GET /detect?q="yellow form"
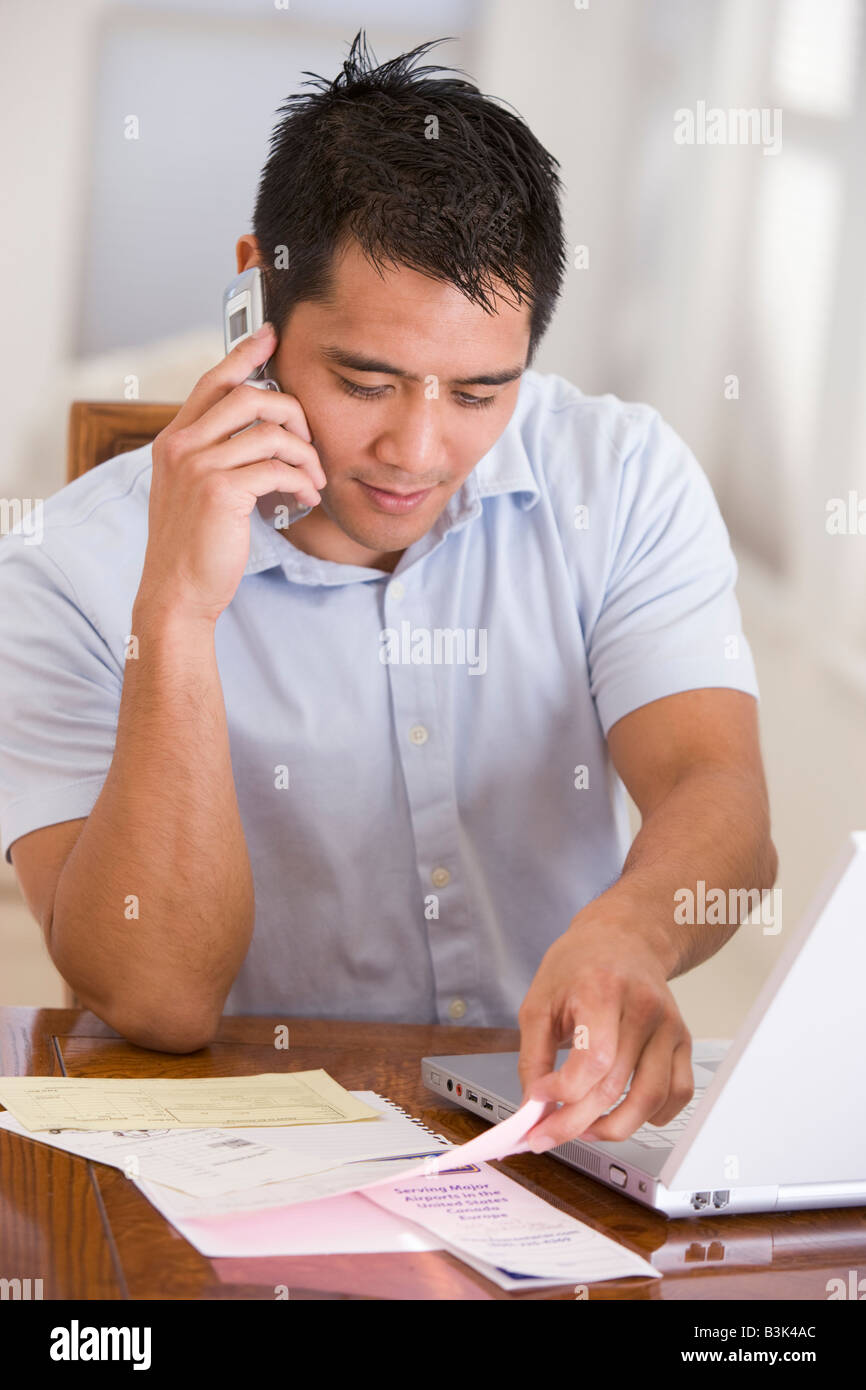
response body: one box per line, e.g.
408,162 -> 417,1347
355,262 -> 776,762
0,1070 -> 380,1131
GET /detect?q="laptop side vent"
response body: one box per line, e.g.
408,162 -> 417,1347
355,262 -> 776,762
558,1140 -> 602,1176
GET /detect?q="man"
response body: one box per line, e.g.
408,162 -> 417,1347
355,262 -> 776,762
0,33 -> 775,1155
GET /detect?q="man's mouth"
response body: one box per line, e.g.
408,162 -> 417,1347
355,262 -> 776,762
356,479 -> 437,514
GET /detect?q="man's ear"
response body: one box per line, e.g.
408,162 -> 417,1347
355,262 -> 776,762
235,234 -> 262,274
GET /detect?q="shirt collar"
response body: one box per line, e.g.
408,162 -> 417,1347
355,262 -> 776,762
243,384 -> 541,584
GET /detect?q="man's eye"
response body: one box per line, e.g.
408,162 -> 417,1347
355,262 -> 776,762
338,377 -> 497,410
338,378 -> 389,400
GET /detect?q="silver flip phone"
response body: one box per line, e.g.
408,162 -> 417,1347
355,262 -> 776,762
222,267 -> 311,527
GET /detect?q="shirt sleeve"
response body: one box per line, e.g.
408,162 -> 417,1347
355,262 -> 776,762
0,538 -> 123,863
582,408 -> 760,737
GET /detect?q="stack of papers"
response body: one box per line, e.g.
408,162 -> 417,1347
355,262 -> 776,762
0,1070 -> 380,1131
0,1071 -> 659,1292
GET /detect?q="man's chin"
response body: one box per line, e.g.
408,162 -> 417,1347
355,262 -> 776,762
327,498 -> 445,555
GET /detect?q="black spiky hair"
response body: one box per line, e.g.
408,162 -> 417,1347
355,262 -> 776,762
252,30 -> 567,362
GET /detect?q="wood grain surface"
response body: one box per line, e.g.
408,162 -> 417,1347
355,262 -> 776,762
1,1008 -> 863,1300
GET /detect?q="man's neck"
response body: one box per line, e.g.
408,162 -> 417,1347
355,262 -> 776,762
278,507 -> 404,573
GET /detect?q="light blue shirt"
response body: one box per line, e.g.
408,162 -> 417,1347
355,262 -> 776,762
0,370 -> 759,1026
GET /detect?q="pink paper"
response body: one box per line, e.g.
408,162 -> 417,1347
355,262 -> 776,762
357,1096 -> 555,1193
182,1189 -> 440,1257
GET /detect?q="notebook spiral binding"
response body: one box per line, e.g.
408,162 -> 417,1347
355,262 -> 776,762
377,1095 -> 452,1148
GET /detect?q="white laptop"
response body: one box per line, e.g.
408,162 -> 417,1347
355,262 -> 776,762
422,834 -> 866,1218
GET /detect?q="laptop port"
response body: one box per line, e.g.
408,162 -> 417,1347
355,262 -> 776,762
712,1190 -> 730,1208
466,1091 -> 478,1104
690,1191 -> 711,1211
446,1079 -> 453,1092
481,1098 -> 494,1111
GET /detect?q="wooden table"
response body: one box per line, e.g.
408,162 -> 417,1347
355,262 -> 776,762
1,1006 -> 864,1301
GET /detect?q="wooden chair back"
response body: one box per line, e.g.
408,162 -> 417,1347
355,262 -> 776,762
66,401 -> 179,482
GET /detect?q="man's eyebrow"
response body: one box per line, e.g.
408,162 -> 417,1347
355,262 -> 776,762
320,345 -> 525,387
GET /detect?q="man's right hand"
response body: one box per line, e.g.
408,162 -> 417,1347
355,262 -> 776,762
138,322 -> 326,625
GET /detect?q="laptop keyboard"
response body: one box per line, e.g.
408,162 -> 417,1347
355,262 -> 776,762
628,1087 -> 706,1148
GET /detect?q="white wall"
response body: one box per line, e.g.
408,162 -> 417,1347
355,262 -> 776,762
473,0 -> 866,1029
0,0 -> 106,501
0,0 -> 479,501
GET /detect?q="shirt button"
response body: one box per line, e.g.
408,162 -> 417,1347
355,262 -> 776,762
389,580 -> 405,600
409,724 -> 428,746
431,867 -> 451,888
448,998 -> 467,1020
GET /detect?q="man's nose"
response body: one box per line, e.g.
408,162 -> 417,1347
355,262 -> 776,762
374,396 -> 446,477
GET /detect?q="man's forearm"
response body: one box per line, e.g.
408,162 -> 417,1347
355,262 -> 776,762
594,765 -> 778,978
49,599 -> 255,1051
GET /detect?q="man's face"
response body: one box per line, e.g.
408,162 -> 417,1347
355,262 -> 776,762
259,237 -> 531,565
